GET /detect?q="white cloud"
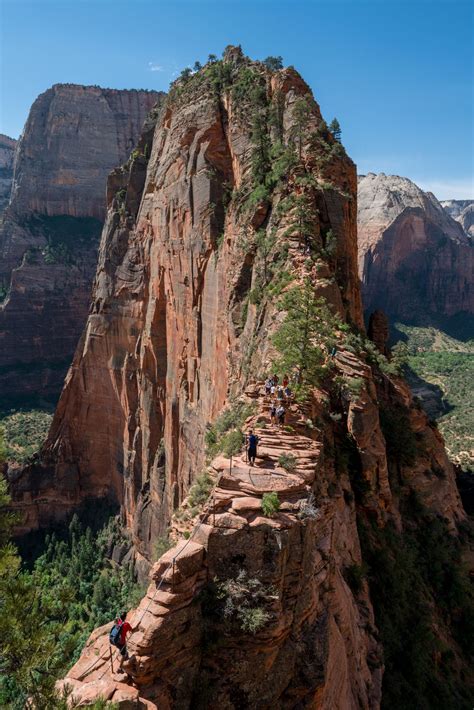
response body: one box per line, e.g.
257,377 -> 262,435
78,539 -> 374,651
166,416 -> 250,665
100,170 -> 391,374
415,178 -> 474,201
148,62 -> 164,72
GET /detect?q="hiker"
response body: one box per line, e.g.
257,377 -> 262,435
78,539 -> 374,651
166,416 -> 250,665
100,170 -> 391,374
270,383 -> 277,397
282,374 -> 289,388
284,385 -> 292,400
277,386 -> 284,401
110,611 -> 133,666
265,377 -> 272,396
247,429 -> 259,466
276,404 -> 286,427
272,373 -> 279,386
269,402 -> 277,425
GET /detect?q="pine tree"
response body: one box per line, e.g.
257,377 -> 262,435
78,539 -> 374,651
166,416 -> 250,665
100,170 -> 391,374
263,56 -> 283,71
273,280 -> 339,395
193,61 -> 202,73
329,117 -> 342,142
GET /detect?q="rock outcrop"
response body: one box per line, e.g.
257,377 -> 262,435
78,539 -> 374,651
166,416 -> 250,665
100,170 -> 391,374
358,173 -> 473,323
0,85 -> 163,400
10,50 -> 468,707
441,198 -> 474,238
0,134 -> 16,214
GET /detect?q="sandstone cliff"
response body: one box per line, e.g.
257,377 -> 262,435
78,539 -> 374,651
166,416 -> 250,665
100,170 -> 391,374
0,85 -> 163,400
11,50 -> 469,707
358,173 -> 473,323
0,133 -> 16,214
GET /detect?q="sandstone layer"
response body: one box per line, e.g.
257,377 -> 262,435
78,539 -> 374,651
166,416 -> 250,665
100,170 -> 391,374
10,49 -> 468,708
358,173 -> 473,324
0,85 -> 163,400
0,133 -> 16,214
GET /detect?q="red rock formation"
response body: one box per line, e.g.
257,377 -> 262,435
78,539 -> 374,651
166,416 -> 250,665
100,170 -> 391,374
10,50 -> 467,708
0,133 -> 16,214
0,86 -> 163,400
367,310 -> 390,357
358,173 -> 474,323
11,52 -> 362,539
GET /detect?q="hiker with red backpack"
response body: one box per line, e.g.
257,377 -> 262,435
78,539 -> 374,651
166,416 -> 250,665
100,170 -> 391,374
110,611 -> 133,666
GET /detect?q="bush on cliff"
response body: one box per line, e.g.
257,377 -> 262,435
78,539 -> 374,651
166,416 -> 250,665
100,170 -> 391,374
261,492 -> 280,517
216,569 -> 277,634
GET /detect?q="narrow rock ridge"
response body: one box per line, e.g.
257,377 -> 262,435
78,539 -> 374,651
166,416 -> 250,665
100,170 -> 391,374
0,85 -> 163,400
10,54 -> 363,541
10,50 -> 465,707
358,172 -> 473,322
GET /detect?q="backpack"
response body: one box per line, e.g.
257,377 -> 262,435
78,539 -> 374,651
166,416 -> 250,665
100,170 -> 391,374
109,620 -> 123,647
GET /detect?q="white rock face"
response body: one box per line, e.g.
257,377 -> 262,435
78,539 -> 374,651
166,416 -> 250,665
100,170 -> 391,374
441,199 -> 474,237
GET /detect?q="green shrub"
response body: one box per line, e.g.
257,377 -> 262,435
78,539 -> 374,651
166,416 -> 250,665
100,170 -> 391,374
205,401 -> 255,459
278,453 -> 297,472
221,429 -> 244,458
188,471 -> 213,507
0,408 -> 53,463
216,569 -> 277,635
239,606 -> 270,633
153,534 -> 173,561
261,492 -> 280,517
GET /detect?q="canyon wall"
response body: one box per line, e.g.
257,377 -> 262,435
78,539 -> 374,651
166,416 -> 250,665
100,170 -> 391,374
0,85 -> 163,401
9,48 -> 469,708
358,173 -> 473,324
0,133 -> 17,214
441,199 -> 474,238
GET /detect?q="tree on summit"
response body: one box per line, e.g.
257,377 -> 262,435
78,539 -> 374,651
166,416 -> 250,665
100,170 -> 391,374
329,118 -> 342,142
264,56 -> 283,71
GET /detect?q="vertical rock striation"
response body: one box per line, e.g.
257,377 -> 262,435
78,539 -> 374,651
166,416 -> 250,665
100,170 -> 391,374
10,50 -> 467,708
0,85 -> 163,400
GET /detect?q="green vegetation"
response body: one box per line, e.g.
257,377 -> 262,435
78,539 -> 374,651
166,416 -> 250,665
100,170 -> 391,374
0,408 -> 53,463
394,324 -> 474,471
272,279 -> 339,397
358,503 -> 474,710
188,470 -> 213,507
0,489 -> 141,709
153,534 -> 173,561
22,214 -> 102,267
205,401 -> 255,459
329,117 -> 341,142
263,55 -> 283,70
216,569 -> 276,634
261,492 -> 280,517
277,453 -> 298,472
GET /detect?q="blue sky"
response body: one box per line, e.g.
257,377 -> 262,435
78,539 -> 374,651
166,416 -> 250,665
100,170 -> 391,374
0,0 -> 472,199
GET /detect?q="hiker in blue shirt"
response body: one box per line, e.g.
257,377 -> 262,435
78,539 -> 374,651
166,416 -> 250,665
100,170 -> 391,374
247,429 -> 259,466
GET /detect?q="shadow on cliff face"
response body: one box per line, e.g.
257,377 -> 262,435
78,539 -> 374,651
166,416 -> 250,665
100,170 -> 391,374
402,365 -> 453,421
15,496 -> 120,567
